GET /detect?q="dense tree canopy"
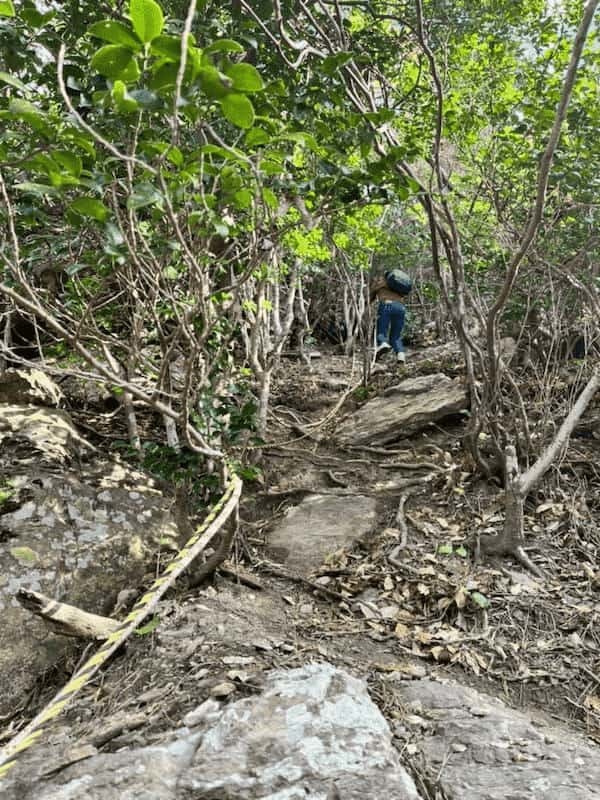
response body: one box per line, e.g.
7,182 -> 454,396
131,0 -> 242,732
1,0 -> 598,492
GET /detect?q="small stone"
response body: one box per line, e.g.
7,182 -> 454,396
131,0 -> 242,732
209,681 -> 236,698
226,670 -> 251,682
222,656 -> 255,666
299,603 -> 313,615
469,705 -> 491,717
405,714 -> 427,728
253,639 -> 274,651
451,743 -> 467,753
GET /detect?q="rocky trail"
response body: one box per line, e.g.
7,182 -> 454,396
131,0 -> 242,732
1,342 -> 599,799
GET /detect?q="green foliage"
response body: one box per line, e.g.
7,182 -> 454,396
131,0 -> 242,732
1,0 -> 598,470
0,0 -> 15,17
219,92 -> 255,129
134,615 -> 161,635
129,0 -> 164,44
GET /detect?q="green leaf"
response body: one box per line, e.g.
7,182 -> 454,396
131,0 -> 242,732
129,0 -> 164,44
262,187 -> 278,210
6,98 -> 46,127
14,182 -> 59,197
0,71 -> 27,92
219,92 -> 255,129
20,6 -> 54,26
0,0 -> 15,18
88,20 -> 142,51
233,188 -> 253,209
151,34 -> 187,61
471,591 -> 490,609
197,65 -> 231,99
112,80 -> 139,112
199,143 -> 250,164
205,38 -> 244,54
149,63 -> 177,91
91,45 -> 140,82
437,543 -> 453,556
53,151 -> 82,177
455,545 -> 468,558
134,615 -> 161,635
127,181 -> 163,209
245,127 -> 270,146
225,63 -> 264,93
70,197 -> 109,221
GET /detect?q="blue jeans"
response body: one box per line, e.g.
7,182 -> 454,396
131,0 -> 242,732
377,301 -> 405,354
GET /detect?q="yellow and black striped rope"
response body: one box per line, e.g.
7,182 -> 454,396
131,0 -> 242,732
0,473 -> 243,781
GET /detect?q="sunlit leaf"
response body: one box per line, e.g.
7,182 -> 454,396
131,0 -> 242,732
0,71 -> 27,92
91,45 -> 140,82
205,38 -> 244,54
70,197 -> 110,221
225,62 -> 264,93
0,0 -> 15,18
134,615 -> 161,635
129,0 -> 164,44
88,20 -> 142,50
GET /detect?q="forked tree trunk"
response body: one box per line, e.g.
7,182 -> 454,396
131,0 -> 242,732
490,368 -> 600,576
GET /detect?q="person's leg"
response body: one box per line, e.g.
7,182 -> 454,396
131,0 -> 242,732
376,303 -> 391,347
389,303 -> 406,354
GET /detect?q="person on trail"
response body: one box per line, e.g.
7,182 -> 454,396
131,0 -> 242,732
370,272 -> 407,364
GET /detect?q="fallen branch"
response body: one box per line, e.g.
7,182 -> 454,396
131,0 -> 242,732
218,561 -> 265,591
16,590 -> 119,641
257,560 -> 346,602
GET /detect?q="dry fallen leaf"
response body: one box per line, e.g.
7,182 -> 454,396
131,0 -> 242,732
395,622 -> 411,641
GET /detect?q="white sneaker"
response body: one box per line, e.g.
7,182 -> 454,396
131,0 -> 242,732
375,342 -> 391,360
397,351 -> 406,363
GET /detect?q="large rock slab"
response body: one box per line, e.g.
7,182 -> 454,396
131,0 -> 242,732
0,404 -> 180,715
268,494 -> 377,574
336,373 -> 468,446
396,678 -> 600,800
3,663 -> 421,800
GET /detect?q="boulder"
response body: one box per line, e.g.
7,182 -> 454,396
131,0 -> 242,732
0,369 -> 63,407
0,404 -> 180,715
3,663 -> 421,800
337,373 -> 468,446
396,678 -> 600,800
268,493 -> 377,574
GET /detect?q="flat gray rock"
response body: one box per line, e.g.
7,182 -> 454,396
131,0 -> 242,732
336,373 -> 468,446
268,494 -> 377,574
182,662 -> 421,799
3,664 -> 421,800
397,678 -> 600,800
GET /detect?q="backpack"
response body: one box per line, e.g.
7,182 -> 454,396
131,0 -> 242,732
385,269 -> 412,296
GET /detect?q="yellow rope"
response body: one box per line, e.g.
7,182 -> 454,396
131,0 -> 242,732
0,473 -> 243,781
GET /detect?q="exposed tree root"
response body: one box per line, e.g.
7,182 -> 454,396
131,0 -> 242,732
388,490 -> 414,568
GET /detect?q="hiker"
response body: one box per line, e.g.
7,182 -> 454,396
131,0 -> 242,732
370,270 -> 411,363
